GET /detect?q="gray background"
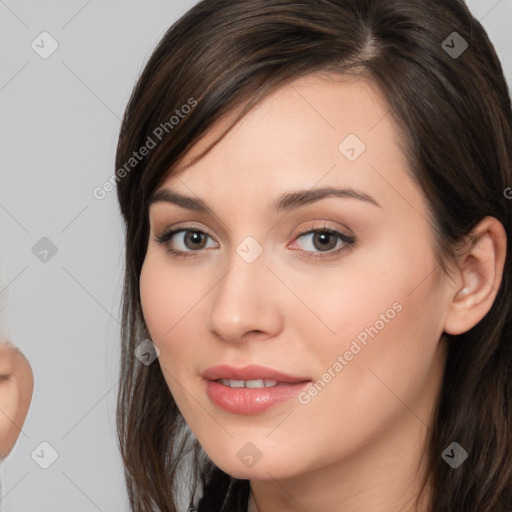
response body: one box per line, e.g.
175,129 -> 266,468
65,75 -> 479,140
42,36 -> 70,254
0,1 -> 511,510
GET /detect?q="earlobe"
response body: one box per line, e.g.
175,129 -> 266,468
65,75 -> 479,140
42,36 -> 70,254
443,216 -> 507,336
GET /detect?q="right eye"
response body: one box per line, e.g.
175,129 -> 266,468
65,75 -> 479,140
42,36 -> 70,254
155,227 -> 219,258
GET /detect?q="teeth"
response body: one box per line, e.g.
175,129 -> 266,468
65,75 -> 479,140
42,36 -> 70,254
217,379 -> 279,388
246,379 -> 265,388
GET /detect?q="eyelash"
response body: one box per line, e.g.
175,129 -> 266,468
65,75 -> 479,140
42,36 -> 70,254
154,225 -> 356,260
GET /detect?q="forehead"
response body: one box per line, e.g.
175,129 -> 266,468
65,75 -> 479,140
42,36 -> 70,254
156,72 -> 416,216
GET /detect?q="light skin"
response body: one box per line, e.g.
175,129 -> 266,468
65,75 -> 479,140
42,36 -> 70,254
0,341 -> 33,459
139,72 -> 506,512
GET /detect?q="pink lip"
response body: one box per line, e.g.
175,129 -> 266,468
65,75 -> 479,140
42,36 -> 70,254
201,364 -> 311,383
202,364 -> 312,415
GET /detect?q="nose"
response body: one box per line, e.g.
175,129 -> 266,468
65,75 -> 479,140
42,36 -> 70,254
207,251 -> 284,344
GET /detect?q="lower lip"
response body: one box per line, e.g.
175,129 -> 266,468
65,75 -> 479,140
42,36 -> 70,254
205,380 -> 310,415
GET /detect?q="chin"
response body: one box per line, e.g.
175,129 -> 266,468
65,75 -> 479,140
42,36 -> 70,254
206,450 -> 301,481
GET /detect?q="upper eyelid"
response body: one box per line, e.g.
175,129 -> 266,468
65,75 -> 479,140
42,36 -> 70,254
149,206 -> 231,238
156,222 -> 347,236
162,224 -> 217,241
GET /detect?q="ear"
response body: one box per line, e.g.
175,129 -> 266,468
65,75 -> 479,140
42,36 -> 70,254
443,216 -> 507,336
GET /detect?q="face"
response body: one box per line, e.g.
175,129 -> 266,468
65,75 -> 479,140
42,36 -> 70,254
0,342 -> 33,459
140,73 -> 452,480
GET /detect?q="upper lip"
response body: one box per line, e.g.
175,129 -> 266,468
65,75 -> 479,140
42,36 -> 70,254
202,364 -> 311,384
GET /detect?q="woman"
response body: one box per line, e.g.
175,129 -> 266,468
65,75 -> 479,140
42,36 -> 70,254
115,0 -> 512,510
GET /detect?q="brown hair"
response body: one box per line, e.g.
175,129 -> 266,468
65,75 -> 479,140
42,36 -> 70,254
115,0 -> 512,510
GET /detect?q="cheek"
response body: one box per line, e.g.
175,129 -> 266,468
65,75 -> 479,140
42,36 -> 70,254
293,228 -> 443,392
288,232 -> 439,355
139,253 -> 213,387
140,253 -> 202,340
139,256 -> 169,339
300,239 -> 444,422
140,256 -> 194,408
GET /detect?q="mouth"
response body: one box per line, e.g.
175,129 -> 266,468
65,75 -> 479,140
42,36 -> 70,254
215,378 -> 284,388
202,364 -> 312,415
201,363 -> 311,384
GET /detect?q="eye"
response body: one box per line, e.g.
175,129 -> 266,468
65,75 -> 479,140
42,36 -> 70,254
290,226 -> 355,259
155,224 -> 355,260
155,227 -> 218,258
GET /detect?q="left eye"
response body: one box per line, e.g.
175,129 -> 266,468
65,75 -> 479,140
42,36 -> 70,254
292,229 -> 354,254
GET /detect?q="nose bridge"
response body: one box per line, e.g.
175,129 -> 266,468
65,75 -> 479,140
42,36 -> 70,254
207,243 -> 282,342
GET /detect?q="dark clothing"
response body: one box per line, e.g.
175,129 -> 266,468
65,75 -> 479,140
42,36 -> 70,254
196,473 -> 250,512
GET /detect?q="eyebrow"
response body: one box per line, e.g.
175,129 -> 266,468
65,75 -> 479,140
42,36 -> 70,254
148,186 -> 380,215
